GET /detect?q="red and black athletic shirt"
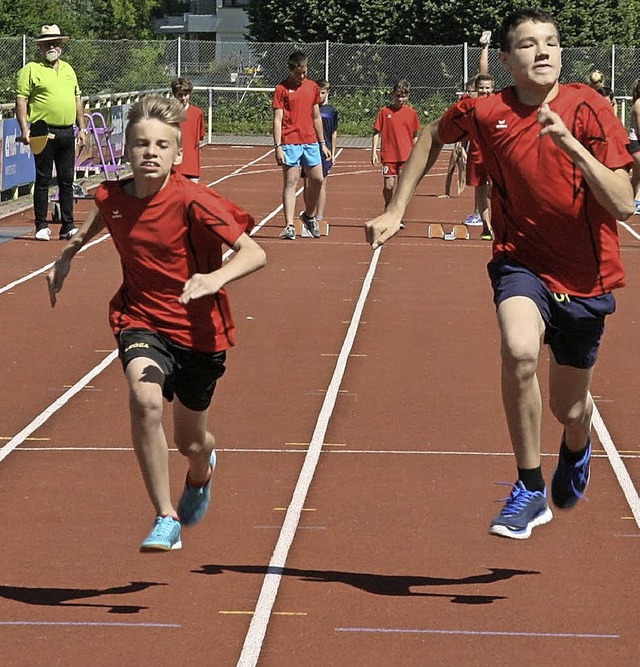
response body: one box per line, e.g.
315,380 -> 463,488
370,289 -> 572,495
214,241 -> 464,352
94,172 -> 254,352
438,83 -> 633,297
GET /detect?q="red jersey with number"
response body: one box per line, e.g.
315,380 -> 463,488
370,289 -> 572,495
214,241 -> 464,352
438,83 -> 632,296
272,78 -> 320,144
174,104 -> 205,179
94,173 -> 254,352
374,104 -> 420,163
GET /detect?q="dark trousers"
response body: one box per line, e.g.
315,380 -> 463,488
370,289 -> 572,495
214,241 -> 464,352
33,126 -> 75,230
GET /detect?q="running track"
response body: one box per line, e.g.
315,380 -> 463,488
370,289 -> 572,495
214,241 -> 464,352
0,145 -> 638,666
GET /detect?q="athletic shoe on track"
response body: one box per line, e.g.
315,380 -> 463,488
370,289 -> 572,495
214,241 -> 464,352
59,226 -> 78,240
551,434 -> 591,509
463,214 -> 483,226
481,229 -> 493,240
300,211 -> 321,238
634,200 -> 640,214
139,516 -> 182,552
489,481 -> 553,539
177,450 -> 216,526
35,227 -> 52,241
280,224 -> 296,240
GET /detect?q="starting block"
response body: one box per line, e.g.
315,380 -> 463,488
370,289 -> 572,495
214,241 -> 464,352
427,223 -> 444,238
294,219 -> 330,237
429,223 -> 469,240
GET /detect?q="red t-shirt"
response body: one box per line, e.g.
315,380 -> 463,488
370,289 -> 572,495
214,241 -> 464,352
374,104 -> 420,163
438,84 -> 632,296
272,78 -> 320,145
94,173 -> 254,352
174,104 -> 205,179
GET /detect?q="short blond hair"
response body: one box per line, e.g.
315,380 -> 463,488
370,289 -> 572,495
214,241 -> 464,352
125,94 -> 186,145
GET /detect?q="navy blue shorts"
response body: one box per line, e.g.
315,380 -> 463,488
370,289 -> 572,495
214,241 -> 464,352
118,328 -> 226,411
487,258 -> 615,369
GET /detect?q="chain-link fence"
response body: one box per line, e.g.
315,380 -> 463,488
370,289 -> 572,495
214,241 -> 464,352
1,37 -> 638,130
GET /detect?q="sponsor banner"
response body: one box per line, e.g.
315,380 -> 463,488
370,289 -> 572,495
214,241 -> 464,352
2,118 -> 35,190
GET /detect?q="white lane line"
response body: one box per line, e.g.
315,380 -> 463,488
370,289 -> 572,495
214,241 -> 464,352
592,399 -> 640,527
0,234 -> 110,296
618,219 -> 640,240
236,245 -> 381,667
0,351 -> 118,463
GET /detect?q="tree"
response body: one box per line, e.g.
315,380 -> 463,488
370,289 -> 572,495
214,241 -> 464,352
245,0 -> 640,47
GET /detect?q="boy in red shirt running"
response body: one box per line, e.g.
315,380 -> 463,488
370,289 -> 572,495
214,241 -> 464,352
47,95 -> 266,552
171,76 -> 206,181
365,8 -> 634,540
273,50 -> 331,240
372,80 -> 420,215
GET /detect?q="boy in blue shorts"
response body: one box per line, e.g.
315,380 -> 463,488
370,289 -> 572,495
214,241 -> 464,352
273,51 -> 331,240
365,8 -> 634,539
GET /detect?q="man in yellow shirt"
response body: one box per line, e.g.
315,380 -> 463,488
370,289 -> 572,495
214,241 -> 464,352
15,25 -> 87,241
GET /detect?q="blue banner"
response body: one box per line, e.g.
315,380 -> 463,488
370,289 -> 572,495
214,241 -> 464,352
2,118 -> 35,191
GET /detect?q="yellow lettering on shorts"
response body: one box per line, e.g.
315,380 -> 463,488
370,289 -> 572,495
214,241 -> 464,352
552,293 -> 571,303
124,342 -> 150,353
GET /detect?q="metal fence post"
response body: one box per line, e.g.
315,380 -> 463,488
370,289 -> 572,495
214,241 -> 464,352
22,34 -> 26,68
325,40 -> 329,81
177,36 -> 181,77
611,44 -> 616,96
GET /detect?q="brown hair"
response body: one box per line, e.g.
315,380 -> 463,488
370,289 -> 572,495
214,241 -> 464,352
171,76 -> 194,96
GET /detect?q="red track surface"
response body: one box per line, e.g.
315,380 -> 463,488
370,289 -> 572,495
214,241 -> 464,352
0,145 -> 638,666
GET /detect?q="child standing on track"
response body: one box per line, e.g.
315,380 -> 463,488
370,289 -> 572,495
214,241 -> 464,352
365,8 -> 634,540
302,79 -> 339,225
273,50 -> 332,240
47,95 -> 266,552
171,76 -> 206,181
371,79 -> 420,217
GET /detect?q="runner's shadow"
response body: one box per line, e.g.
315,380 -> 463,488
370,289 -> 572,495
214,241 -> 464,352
192,565 -> 538,605
0,581 -> 165,614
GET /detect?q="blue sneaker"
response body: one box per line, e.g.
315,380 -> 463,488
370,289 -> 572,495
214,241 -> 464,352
177,450 -> 216,526
139,516 -> 182,552
489,481 -> 553,539
551,434 -> 591,509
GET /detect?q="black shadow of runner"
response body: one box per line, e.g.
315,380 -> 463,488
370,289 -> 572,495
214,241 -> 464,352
192,565 -> 539,605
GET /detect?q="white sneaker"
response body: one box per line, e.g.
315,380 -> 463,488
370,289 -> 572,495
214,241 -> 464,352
35,228 -> 52,241
480,30 -> 492,46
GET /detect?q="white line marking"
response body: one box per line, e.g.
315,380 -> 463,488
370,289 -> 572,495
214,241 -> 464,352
0,351 -> 118,463
591,399 -> 640,527
618,219 -> 640,240
236,246 -> 382,667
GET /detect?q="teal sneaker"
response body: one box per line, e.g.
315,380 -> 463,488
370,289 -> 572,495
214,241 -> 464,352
139,516 -> 182,552
177,450 -> 216,526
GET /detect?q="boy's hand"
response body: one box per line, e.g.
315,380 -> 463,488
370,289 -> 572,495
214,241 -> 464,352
537,103 -> 576,152
46,257 -> 71,307
179,273 -> 223,304
364,212 -> 403,249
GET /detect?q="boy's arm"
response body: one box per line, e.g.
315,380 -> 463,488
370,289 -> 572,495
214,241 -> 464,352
371,131 -> 380,165
312,105 -> 331,160
479,30 -> 491,75
47,206 -> 107,307
537,104 -> 634,220
273,107 -> 284,164
179,233 -> 266,305
365,120 -> 445,248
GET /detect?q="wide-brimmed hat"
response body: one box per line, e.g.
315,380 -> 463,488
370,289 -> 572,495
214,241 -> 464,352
34,25 -> 69,43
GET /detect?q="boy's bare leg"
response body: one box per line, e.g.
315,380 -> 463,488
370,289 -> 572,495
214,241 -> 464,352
173,400 -> 215,484
126,358 -> 176,517
477,183 -> 492,235
383,175 -> 396,208
497,297 -> 545,469
303,163 -> 323,217
548,357 -> 594,450
282,165 -> 301,226
316,178 -> 327,219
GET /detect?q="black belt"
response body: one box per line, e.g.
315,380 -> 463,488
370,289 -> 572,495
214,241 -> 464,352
48,124 -> 73,129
